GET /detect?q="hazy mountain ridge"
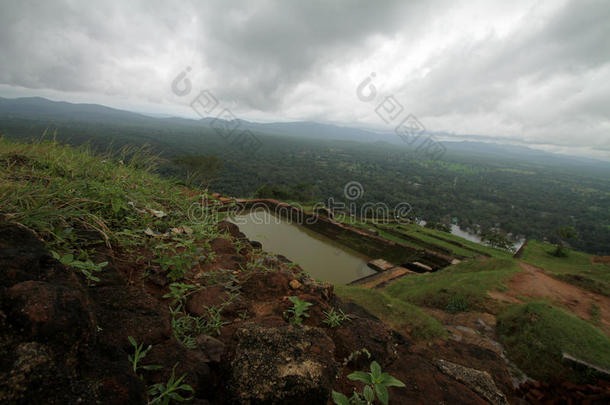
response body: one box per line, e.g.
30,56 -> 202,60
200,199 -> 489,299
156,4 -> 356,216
2,96 -> 608,170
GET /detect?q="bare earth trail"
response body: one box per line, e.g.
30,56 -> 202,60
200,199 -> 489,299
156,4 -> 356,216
489,262 -> 610,335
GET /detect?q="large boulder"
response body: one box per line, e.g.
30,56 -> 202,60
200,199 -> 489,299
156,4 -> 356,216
228,324 -> 338,404
0,223 -> 80,287
0,224 -> 147,404
6,280 -> 96,352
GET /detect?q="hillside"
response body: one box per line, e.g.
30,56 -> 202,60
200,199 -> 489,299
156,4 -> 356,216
0,138 -> 509,404
1,97 -> 609,256
2,138 -> 610,404
2,1 -> 609,403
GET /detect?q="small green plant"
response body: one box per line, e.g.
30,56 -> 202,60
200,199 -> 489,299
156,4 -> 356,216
332,361 -> 405,405
163,283 -> 200,305
589,303 -> 601,326
323,308 -> 351,327
203,305 -> 229,336
127,336 -> 162,375
445,295 -> 469,314
153,237 -> 205,281
169,303 -> 229,348
223,287 -> 241,304
51,250 -> 107,285
284,296 -> 313,325
232,238 -> 246,253
169,304 -> 206,349
147,364 -> 194,405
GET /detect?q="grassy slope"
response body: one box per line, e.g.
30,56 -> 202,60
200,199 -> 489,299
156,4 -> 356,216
497,301 -> 610,382
334,285 -> 448,341
0,138 -> 219,264
5,138 -> 610,384
522,240 -> 610,296
384,258 -> 520,312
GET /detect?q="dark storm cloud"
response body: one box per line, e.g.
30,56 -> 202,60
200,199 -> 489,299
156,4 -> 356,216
0,0 -> 433,106
190,0 -> 438,109
0,0 -> 608,156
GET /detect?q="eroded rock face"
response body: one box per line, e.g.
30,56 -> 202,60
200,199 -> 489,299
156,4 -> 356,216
90,285 -> 171,348
0,224 -> 147,404
228,324 -> 338,404
435,359 -> 509,405
0,222 -> 518,404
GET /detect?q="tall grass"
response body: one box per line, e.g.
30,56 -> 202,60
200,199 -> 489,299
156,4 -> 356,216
0,137 -> 211,250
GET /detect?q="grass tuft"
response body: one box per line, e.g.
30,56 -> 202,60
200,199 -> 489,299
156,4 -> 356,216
335,285 -> 447,341
0,138 -> 208,245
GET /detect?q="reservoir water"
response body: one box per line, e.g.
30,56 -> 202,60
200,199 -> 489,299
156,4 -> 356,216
229,210 -> 375,284
450,225 -> 525,251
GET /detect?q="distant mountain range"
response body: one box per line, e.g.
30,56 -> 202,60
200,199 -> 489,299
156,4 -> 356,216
1,96 -> 609,169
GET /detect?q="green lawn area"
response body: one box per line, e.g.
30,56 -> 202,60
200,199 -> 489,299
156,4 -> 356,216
384,258 -> 521,312
407,225 -> 514,259
381,224 -> 483,258
332,217 -> 513,259
334,285 -> 447,341
497,301 -> 610,382
287,204 -> 513,260
522,240 -> 610,296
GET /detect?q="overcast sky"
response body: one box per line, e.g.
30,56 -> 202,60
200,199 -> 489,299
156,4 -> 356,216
0,0 -> 609,158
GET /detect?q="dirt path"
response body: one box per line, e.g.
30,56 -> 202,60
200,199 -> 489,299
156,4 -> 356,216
489,262 -> 610,335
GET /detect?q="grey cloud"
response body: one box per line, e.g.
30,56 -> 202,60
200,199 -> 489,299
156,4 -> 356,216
0,0 -> 608,156
385,0 -> 610,151
192,0 -> 440,109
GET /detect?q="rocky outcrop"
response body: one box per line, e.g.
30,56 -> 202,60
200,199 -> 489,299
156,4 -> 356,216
0,223 -> 147,404
435,359 -> 509,405
0,222 -> 517,404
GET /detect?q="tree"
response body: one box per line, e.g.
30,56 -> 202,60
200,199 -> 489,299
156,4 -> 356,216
552,226 -> 578,257
481,230 -> 514,251
424,222 -> 450,233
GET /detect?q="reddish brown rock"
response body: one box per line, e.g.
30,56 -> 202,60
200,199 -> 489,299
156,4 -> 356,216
241,271 -> 291,301
97,374 -> 147,405
90,285 -> 171,347
217,221 -> 245,239
210,237 -> 236,255
186,285 -> 229,316
6,280 -> 96,350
